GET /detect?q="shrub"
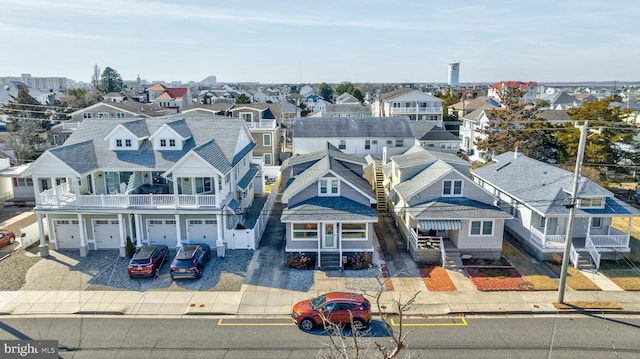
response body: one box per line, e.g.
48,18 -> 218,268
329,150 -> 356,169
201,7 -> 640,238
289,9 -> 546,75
346,252 -> 372,270
287,252 -> 314,269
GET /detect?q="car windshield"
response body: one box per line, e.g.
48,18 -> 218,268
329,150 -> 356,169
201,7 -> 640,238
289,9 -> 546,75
310,294 -> 326,309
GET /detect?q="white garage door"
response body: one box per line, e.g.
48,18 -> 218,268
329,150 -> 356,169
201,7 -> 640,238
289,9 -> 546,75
187,219 -> 217,245
147,219 -> 178,246
54,219 -> 81,249
93,219 -> 121,249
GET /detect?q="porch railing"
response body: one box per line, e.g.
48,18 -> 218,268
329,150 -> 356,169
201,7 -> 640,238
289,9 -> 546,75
38,192 -> 218,209
531,225 -> 629,252
391,107 -> 443,115
585,237 -> 602,269
409,228 -> 442,249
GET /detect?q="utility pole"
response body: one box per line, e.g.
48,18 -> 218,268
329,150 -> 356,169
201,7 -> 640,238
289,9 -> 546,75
557,120 -> 588,304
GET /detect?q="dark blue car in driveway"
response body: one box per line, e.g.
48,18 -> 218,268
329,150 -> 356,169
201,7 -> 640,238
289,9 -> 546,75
169,244 -> 211,279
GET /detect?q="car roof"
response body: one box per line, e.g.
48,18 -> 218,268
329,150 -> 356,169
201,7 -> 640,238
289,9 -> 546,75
324,292 -> 366,303
176,245 -> 203,259
132,245 -> 165,259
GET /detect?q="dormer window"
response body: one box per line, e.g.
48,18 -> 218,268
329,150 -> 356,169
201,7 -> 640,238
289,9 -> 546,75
240,113 -> 253,122
578,197 -> 605,209
169,139 -> 176,147
443,180 -> 462,196
319,178 -> 339,196
115,139 -> 132,148
160,139 -> 166,147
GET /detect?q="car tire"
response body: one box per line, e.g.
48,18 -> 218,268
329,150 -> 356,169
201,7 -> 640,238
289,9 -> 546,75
299,318 -> 315,331
352,318 -> 367,331
9,236 -> 14,244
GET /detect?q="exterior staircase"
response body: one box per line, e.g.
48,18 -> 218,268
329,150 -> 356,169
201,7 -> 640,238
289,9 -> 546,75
319,252 -> 342,269
574,251 -> 595,270
442,251 -> 464,271
374,162 -> 387,213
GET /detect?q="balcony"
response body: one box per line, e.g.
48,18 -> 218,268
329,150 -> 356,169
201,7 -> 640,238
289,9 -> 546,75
244,119 -> 277,130
36,183 -> 218,210
390,107 -> 443,115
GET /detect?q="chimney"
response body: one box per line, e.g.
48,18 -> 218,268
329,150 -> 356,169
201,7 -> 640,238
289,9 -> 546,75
514,146 -> 522,158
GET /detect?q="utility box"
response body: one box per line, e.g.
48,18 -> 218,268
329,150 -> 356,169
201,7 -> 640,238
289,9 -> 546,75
216,240 -> 226,258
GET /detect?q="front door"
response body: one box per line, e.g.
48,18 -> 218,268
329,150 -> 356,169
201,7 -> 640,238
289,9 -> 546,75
323,223 -> 336,249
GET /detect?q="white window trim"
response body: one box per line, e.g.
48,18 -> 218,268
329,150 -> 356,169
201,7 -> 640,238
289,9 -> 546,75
318,178 -> 340,196
443,179 -> 463,196
263,153 -> 272,165
577,197 -> 605,209
291,222 -> 319,241
263,133 -> 271,146
591,217 -> 602,228
239,112 -> 254,122
340,223 -> 368,241
469,220 -> 494,236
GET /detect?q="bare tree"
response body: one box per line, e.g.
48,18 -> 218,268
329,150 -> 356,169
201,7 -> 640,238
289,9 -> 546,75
317,267 -> 420,359
92,64 -> 101,89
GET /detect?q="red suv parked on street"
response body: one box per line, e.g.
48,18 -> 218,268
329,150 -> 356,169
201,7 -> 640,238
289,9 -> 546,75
292,292 -> 371,331
128,245 -> 169,278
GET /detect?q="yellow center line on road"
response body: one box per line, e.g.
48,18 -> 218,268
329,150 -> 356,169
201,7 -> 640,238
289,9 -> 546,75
390,317 -> 468,327
217,318 -> 296,326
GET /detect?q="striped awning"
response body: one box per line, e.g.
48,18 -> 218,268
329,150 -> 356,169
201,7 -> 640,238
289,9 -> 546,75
418,220 -> 462,230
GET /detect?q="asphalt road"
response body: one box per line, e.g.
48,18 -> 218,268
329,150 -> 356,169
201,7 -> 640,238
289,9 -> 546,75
1,315 -> 638,358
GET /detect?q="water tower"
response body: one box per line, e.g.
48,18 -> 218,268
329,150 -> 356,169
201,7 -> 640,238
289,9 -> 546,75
448,61 -> 460,87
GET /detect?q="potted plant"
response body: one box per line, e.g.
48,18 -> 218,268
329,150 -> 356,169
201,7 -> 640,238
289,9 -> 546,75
125,236 -> 135,257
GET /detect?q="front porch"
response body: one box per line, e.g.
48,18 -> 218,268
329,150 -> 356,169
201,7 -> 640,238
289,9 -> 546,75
529,225 -> 630,250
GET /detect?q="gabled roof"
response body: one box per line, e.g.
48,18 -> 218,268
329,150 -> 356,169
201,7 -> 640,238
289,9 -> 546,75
281,142 -> 366,169
470,152 -> 637,216
388,145 -> 468,168
103,119 -> 150,140
281,155 -> 373,203
490,81 -> 538,89
292,117 -> 414,138
229,104 -> 269,112
535,109 -> 571,123
147,83 -> 168,91
412,122 -> 459,142
379,89 -> 443,102
69,101 -> 166,118
28,116 -> 251,175
165,118 -> 192,139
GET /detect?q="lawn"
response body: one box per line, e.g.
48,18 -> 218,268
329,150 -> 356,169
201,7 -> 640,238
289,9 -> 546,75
543,263 -> 601,291
502,240 -> 558,290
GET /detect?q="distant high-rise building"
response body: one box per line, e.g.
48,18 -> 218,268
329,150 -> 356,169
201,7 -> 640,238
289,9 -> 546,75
0,73 -> 70,91
448,61 -> 460,87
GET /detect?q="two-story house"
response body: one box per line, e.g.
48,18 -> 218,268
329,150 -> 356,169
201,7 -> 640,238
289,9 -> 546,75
229,104 -> 281,166
147,83 -> 193,112
291,116 -> 416,159
372,89 -> 444,125
23,115 -> 258,257
471,151 -> 639,268
384,145 -> 510,262
280,143 -> 377,268
487,81 -> 538,104
411,121 -> 460,153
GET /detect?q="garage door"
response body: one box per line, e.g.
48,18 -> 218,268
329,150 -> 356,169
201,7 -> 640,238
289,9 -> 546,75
93,219 -> 121,249
147,219 -> 178,246
54,219 -> 81,249
187,219 -> 217,245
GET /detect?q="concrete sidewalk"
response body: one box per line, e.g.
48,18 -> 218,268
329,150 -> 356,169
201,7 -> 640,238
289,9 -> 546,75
1,287 -> 639,317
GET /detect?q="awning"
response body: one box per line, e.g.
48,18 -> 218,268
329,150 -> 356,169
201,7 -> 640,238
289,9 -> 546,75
418,220 -> 462,230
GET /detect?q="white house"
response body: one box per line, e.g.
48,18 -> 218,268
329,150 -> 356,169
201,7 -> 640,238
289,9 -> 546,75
372,89 -> 444,125
23,115 -> 261,257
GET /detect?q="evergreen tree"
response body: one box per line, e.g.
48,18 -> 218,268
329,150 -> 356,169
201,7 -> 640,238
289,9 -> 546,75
98,67 -> 124,93
318,83 -> 334,102
0,85 -> 48,163
235,93 -> 252,104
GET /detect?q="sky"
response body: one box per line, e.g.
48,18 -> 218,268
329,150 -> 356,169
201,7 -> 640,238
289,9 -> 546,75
1,0 -> 639,85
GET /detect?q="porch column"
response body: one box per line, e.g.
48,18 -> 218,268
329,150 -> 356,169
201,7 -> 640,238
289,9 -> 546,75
542,217 -> 549,247
51,177 -> 60,207
134,214 -> 143,247
317,223 -> 321,268
78,213 -> 87,257
32,177 -> 41,205
338,223 -> 342,268
172,177 -> 179,207
217,213 -> 223,242
175,214 -> 182,247
213,176 -> 220,207
587,217 -> 592,239
626,216 -> 632,248
73,177 -> 80,209
117,213 -> 125,257
36,213 -> 49,257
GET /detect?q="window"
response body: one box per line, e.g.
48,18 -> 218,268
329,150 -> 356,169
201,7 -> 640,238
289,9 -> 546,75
116,112 -> 125,118
125,139 -> 132,147
240,113 -> 253,122
470,221 -> 493,236
396,139 -> 403,147
443,180 -> 462,196
98,112 -> 109,119
264,153 -> 272,165
169,139 -> 176,147
263,134 -> 271,146
392,102 -> 401,108
386,140 -> 393,145
365,139 -> 371,150
116,139 -> 122,147
578,197 -> 604,208
341,223 -> 367,240
292,223 -> 318,240
319,178 -> 339,196
218,175 -> 223,191
83,113 -> 92,119
52,134 -> 60,145
195,177 -> 212,193
160,139 -> 167,147
591,217 -> 602,228
225,173 -> 231,184
339,140 -> 346,150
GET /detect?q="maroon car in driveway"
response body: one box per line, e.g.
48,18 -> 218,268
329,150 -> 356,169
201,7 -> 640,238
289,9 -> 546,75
128,245 -> 169,278
0,231 -> 15,248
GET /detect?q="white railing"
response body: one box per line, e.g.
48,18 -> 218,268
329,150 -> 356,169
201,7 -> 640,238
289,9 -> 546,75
409,228 -> 442,249
585,237 -> 601,269
531,225 -> 630,250
38,192 -> 218,209
570,243 -> 579,269
439,238 -> 446,267
391,107 -> 443,115
244,119 -> 277,129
